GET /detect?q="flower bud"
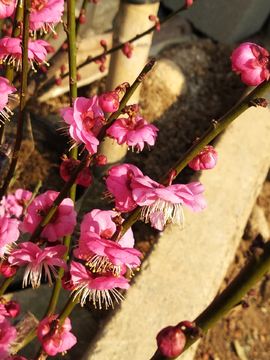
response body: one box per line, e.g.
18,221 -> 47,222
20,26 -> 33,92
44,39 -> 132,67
186,0 -> 193,5
62,271 -> 76,291
60,157 -> 92,187
1,259 -> 18,278
4,300 -> 21,318
96,155 -> 107,166
98,91 -> 119,113
189,145 -> 218,171
156,324 -> 186,357
100,64 -> 106,73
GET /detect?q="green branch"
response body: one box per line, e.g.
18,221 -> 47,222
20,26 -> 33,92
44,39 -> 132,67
119,80 -> 270,238
150,239 -> 270,359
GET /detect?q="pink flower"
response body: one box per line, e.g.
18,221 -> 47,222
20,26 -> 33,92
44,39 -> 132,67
0,76 -> 16,122
75,209 -> 141,276
231,42 -> 270,86
0,0 -> 15,19
30,0 -> 64,33
60,157 -> 92,187
8,242 -> 67,288
3,189 -> 32,218
98,91 -> 119,113
0,315 -> 17,359
0,206 -> 20,258
188,145 -> 218,171
0,259 -> 18,278
21,190 -> 77,242
70,261 -> 130,308
105,163 -> 143,212
0,38 -> 49,72
106,115 -> 159,151
131,177 -> 207,231
37,315 -> 77,356
60,96 -> 105,154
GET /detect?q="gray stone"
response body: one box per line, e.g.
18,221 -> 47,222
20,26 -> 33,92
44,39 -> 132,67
162,0 -> 270,43
80,94 -> 270,358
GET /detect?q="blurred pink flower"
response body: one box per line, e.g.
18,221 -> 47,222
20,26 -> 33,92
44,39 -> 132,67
0,0 -> 15,18
60,96 -> 105,154
60,157 -> 92,187
131,177 -> 207,231
0,315 -> 17,359
186,0 -> 193,6
70,261 -> 130,308
0,37 -> 49,71
21,190 -> 77,242
106,115 -> 159,151
3,189 -> 32,218
0,76 -> 16,122
98,91 -> 119,113
0,206 -> 20,258
188,145 -> 218,171
231,42 -> 270,85
8,242 -> 67,288
2,300 -> 20,318
30,0 -> 64,33
105,163 -> 143,212
37,315 -> 77,356
75,209 -> 141,276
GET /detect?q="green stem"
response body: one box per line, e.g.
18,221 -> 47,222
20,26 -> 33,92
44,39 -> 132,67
150,240 -> 270,360
0,0 -> 30,198
0,275 -> 16,296
22,180 -> 42,215
119,80 -> 270,238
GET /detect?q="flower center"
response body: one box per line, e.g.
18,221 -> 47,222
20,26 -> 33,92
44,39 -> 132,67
81,110 -> 96,134
251,44 -> 270,69
30,0 -> 48,11
100,228 -> 113,239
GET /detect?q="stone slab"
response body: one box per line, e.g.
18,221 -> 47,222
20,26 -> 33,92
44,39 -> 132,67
81,94 -> 270,360
162,0 -> 270,43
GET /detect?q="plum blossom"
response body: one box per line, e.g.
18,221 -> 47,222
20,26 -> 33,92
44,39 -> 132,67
0,0 -> 15,19
8,242 -> 67,288
0,76 -> 17,122
105,163 -> 143,212
60,96 -> 105,154
0,37 -> 50,72
60,157 -> 92,187
21,190 -> 77,242
231,42 -> 270,86
188,145 -> 218,171
0,315 -> 17,359
74,209 -> 141,276
131,177 -> 207,231
0,206 -> 20,258
2,188 -> 32,218
37,315 -> 77,356
106,115 -> 159,152
29,0 -> 64,34
69,261 -> 130,308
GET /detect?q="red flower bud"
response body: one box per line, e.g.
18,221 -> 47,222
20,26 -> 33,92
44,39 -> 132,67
62,271 -> 76,291
56,78 -> 62,86
1,259 -> 18,278
149,14 -> 156,21
4,301 -> 21,318
156,324 -> 186,357
96,155 -> 107,166
100,64 -> 106,72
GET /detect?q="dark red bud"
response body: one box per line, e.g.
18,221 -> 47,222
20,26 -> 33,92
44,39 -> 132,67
96,155 -> 107,166
156,325 -> 186,357
62,272 -> 76,291
5,301 -> 21,318
39,65 -> 47,74
100,64 -> 106,72
1,259 -> 18,278
79,15 -> 86,24
61,43 -> 68,51
149,14 -> 156,21
56,78 -> 62,86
